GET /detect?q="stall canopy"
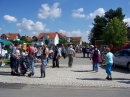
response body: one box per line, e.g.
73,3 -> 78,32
2,40 -> 13,45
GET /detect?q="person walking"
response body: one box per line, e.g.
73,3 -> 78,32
103,48 -> 115,80
86,46 -> 90,58
45,45 -> 49,63
82,46 -> 86,58
67,45 -> 76,68
40,45 -> 47,78
10,43 -> 20,76
62,46 -> 67,59
15,47 -> 21,74
90,45 -> 100,72
27,44 -> 35,77
52,46 -> 59,68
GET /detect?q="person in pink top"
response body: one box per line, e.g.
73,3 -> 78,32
27,44 -> 35,77
90,45 -> 100,72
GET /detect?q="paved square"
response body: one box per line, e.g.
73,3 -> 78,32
0,54 -> 130,88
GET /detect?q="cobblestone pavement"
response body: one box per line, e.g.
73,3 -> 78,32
0,54 -> 130,88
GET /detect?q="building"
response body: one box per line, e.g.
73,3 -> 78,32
68,37 -> 82,45
25,36 -> 32,41
57,32 -> 67,40
0,33 -> 20,41
37,32 -> 59,46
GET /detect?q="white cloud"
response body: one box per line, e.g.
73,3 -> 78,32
17,18 -> 46,31
18,29 -> 22,33
45,28 -> 50,31
31,31 -> 39,36
89,8 -> 105,19
59,29 -> 89,42
38,2 -> 62,19
123,18 -> 130,26
0,28 -> 2,30
33,21 -> 46,31
89,25 -> 93,28
72,8 -> 86,18
4,15 -> 17,22
17,18 -> 34,30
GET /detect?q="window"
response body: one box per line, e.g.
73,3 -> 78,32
122,50 -> 130,56
115,51 -> 123,56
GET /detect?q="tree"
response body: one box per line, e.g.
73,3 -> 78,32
102,17 -> 128,47
89,16 -> 107,44
82,42 -> 89,46
20,36 -> 27,42
59,38 -> 67,44
44,39 -> 50,45
32,36 -> 38,42
127,27 -> 130,41
105,7 -> 125,22
72,40 -> 80,45
89,7 -> 126,45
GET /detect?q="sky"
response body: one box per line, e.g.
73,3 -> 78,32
0,0 -> 130,42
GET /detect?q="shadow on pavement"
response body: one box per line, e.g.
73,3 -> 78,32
71,70 -> 93,72
0,71 -> 11,76
113,78 -> 130,80
35,65 -> 68,68
100,65 -> 130,74
76,57 -> 89,58
117,81 -> 130,84
76,78 -> 105,81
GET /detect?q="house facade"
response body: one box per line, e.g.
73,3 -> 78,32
0,33 -> 20,41
25,36 -> 32,41
68,37 -> 82,45
37,32 -> 59,46
57,32 -> 67,40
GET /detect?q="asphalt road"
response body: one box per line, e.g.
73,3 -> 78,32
0,83 -> 130,97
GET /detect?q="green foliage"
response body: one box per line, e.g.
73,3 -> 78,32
32,36 -> 38,42
105,7 -> 125,22
20,36 -> 27,42
44,39 -> 50,45
102,17 -> 128,47
89,7 -> 126,45
72,40 -> 80,45
127,27 -> 130,41
89,16 -> 107,44
82,42 -> 89,46
27,40 -> 33,44
59,38 -> 67,44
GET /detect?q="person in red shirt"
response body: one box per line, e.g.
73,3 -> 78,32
27,44 -> 35,77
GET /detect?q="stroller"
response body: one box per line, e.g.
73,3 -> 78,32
19,56 -> 30,75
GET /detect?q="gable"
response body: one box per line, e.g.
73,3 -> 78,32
71,37 -> 82,42
0,33 -> 20,40
37,32 -> 57,39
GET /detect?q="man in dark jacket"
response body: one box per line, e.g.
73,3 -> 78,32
52,46 -> 59,68
82,46 -> 86,58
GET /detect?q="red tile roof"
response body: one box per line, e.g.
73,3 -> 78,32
58,32 -> 67,38
71,37 -> 82,42
37,32 -> 57,39
4,33 -> 19,40
25,36 -> 32,41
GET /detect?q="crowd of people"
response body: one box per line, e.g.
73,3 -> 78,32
9,43 -> 114,80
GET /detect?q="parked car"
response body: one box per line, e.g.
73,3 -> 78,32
114,49 -> 130,70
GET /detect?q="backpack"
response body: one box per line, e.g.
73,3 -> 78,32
93,50 -> 99,57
